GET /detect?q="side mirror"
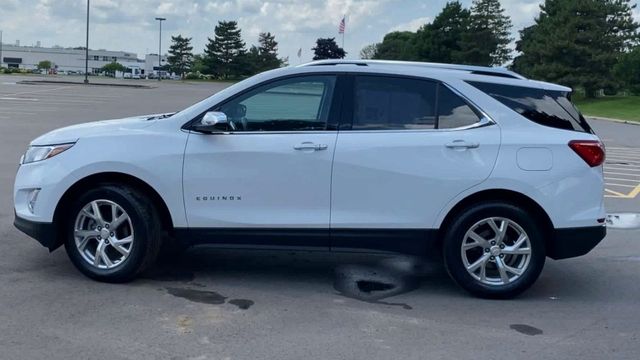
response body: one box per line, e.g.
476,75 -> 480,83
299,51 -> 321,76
192,111 -> 233,133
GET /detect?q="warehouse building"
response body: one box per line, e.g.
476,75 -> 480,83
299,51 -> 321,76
0,42 -> 159,76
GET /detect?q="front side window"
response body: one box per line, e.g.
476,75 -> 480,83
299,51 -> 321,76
218,76 -> 336,132
352,76 -> 437,130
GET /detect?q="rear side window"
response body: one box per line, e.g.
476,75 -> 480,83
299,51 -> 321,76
468,81 -> 591,133
438,85 -> 481,129
353,76 -> 437,130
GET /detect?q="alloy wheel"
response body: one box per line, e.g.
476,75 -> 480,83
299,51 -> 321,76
460,217 -> 532,286
73,199 -> 134,269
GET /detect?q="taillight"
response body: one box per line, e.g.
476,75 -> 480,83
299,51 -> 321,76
568,140 -> 605,167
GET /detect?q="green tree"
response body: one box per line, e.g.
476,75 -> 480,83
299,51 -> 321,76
190,54 -> 207,74
203,20 -> 247,79
373,31 -> 418,60
244,45 -> 262,75
101,62 -> 127,77
167,35 -> 193,79
256,32 -> 283,71
456,0 -> 512,66
415,1 -> 471,63
37,60 -> 53,72
360,43 -> 379,59
312,38 -> 346,60
614,46 -> 640,94
512,0 -> 639,97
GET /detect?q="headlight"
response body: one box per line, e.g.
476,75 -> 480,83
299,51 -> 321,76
21,143 -> 75,164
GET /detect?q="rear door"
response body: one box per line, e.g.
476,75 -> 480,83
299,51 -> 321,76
330,75 -> 501,254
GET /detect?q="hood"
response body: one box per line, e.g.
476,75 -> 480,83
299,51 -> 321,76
30,113 -> 174,146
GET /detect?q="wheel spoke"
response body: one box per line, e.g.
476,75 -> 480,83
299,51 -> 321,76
504,263 -> 523,276
74,229 -> 96,238
479,260 -> 487,281
110,213 -> 129,231
100,250 -> 113,268
111,203 -> 118,223
114,235 -> 133,245
503,233 -> 530,255
494,257 -> 510,284
94,240 -> 105,267
110,236 -> 132,256
488,218 -> 508,244
76,236 -> 91,252
467,254 -> 490,272
90,201 -> 104,225
467,230 -> 489,248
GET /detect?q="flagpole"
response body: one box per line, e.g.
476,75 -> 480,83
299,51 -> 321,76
342,15 -> 346,49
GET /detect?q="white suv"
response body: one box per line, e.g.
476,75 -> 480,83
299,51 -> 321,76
14,60 -> 607,298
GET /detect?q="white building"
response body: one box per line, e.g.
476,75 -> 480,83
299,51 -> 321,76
0,43 -> 157,76
144,54 -> 169,77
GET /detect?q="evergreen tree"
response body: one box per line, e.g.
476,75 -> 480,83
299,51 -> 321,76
312,38 -> 346,60
256,32 -> 283,71
416,1 -> 471,63
456,0 -> 512,66
614,46 -> 640,94
203,21 -> 247,79
167,35 -> 193,78
512,0 -> 639,96
372,32 -> 418,60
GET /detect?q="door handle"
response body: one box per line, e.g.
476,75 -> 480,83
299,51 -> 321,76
294,142 -> 328,151
445,140 -> 480,149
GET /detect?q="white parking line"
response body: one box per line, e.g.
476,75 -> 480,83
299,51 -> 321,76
603,147 -> 640,199
0,97 -> 38,101
604,171 -> 640,177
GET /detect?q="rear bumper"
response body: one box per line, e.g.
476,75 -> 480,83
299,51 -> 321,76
14,213 -> 58,250
548,225 -> 606,260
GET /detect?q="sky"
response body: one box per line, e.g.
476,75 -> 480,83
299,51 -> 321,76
1,0 -> 639,64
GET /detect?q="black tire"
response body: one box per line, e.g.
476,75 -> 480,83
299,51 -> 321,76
443,201 -> 546,299
64,184 -> 162,283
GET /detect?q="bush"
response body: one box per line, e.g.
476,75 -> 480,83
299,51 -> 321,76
185,72 -> 202,80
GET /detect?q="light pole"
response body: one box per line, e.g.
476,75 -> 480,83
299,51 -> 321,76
155,17 -> 166,81
0,30 -> 3,69
84,0 -> 90,84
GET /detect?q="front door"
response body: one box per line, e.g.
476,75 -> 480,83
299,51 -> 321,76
183,75 -> 339,247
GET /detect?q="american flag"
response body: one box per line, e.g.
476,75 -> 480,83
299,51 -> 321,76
338,16 -> 345,34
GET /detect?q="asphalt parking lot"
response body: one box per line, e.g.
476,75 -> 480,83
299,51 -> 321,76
1,75 -> 639,360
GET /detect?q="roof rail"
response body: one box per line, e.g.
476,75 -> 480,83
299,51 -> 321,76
299,59 -> 526,80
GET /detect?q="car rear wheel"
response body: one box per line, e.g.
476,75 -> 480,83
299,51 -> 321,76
443,201 -> 546,299
64,184 -> 161,282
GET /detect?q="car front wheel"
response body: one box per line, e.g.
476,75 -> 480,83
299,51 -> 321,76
64,184 -> 161,282
443,201 -> 546,299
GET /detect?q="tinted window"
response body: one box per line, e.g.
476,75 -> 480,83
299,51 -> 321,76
468,81 -> 591,133
219,76 -> 335,131
438,85 -> 481,129
353,76 -> 437,130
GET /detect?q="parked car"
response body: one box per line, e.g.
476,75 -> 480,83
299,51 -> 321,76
13,60 -> 606,298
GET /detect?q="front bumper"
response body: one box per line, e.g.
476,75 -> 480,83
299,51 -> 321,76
14,213 -> 58,250
548,225 -> 606,260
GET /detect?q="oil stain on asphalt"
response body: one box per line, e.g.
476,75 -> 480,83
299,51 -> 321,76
510,324 -> 543,336
166,287 -> 254,310
333,257 -> 431,310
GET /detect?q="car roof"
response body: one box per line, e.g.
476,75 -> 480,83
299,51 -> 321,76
280,59 -> 571,92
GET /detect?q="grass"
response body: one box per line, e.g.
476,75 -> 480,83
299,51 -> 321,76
573,96 -> 640,122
